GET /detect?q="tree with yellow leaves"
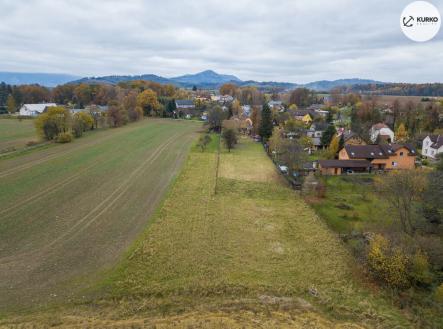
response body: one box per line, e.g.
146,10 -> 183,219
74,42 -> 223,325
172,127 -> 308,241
396,123 -> 408,142
136,89 -> 161,116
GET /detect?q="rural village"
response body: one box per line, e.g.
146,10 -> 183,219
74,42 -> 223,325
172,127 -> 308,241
1,0 -> 443,328
0,76 -> 443,328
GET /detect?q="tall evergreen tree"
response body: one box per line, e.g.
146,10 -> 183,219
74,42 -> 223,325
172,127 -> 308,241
259,102 -> 273,141
321,124 -> 336,146
338,133 -> 345,150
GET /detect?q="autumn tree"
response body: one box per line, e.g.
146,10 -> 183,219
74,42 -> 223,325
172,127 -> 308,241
396,123 -> 408,142
197,134 -> 212,152
107,101 -> 128,127
35,106 -> 72,140
326,134 -> 340,159
280,138 -> 308,177
222,128 -> 237,152
219,83 -> 238,97
6,95 -> 16,113
207,105 -> 226,132
72,112 -> 94,137
230,99 -> 241,117
123,91 -> 142,122
136,89 -> 161,116
289,88 -> 314,107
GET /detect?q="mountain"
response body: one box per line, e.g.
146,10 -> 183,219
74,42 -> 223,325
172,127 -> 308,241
304,78 -> 384,91
1,70 -> 384,91
73,74 -> 171,85
0,72 -> 80,87
70,71 -> 381,90
170,70 -> 241,86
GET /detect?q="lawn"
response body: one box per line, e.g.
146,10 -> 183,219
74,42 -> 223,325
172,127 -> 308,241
309,175 -> 393,234
0,118 -> 200,312
0,117 -> 38,153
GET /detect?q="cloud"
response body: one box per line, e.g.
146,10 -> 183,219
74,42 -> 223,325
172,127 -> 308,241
0,0 -> 442,83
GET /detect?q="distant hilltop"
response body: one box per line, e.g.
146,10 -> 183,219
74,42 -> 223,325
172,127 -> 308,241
0,72 -> 80,87
0,69 -> 384,91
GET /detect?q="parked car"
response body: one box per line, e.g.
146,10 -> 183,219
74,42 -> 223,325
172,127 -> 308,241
278,165 -> 288,174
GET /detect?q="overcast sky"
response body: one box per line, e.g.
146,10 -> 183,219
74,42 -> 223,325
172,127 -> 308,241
0,0 -> 442,83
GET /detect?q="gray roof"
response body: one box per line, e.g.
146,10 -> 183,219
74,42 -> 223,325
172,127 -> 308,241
344,144 -> 417,159
21,103 -> 57,113
428,135 -> 443,149
175,99 -> 194,106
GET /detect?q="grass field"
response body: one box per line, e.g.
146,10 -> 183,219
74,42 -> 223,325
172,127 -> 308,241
0,118 -> 200,312
0,118 -> 38,153
0,135 -> 416,327
308,175 -> 393,234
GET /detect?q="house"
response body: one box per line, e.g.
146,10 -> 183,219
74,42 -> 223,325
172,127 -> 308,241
219,95 -> 234,103
338,130 -> 366,145
19,103 -> 57,116
339,144 -> 417,170
422,135 -> 443,159
370,123 -> 394,144
85,105 -> 109,113
268,100 -> 284,112
175,100 -> 195,109
306,122 -> 328,149
318,159 -> 372,175
241,105 -> 251,116
293,110 -> 315,124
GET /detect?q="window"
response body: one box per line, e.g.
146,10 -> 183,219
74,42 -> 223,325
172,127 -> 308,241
392,161 -> 397,167
400,151 -> 404,156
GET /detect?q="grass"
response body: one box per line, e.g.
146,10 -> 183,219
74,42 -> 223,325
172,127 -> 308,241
0,134 -> 414,327
309,175 -> 393,234
0,117 -> 38,152
0,118 -> 200,312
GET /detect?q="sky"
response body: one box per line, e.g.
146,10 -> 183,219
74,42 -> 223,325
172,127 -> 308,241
0,0 -> 442,83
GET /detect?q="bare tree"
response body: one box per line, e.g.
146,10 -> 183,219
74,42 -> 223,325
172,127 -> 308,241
376,170 -> 426,235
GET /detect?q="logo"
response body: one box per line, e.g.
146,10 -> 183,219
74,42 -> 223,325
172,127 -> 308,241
400,1 -> 441,42
403,15 -> 414,27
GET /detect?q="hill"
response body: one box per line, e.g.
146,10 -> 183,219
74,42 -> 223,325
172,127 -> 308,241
0,72 -> 80,87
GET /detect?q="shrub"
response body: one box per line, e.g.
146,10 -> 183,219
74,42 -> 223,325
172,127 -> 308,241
367,234 -> 410,289
434,284 -> 443,303
410,250 -> 433,286
55,132 -> 73,143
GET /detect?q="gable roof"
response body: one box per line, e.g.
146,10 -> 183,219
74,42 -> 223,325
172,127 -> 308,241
175,99 -> 194,106
371,123 -> 390,130
427,135 -> 443,149
310,122 -> 328,131
344,143 -> 417,159
22,103 -> 57,113
345,145 -> 388,159
342,130 -> 361,141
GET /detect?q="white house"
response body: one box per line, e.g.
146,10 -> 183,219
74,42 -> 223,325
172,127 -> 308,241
175,100 -> 195,109
241,105 -> 251,116
306,122 -> 328,149
370,123 -> 394,144
422,135 -> 443,159
19,103 -> 57,116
